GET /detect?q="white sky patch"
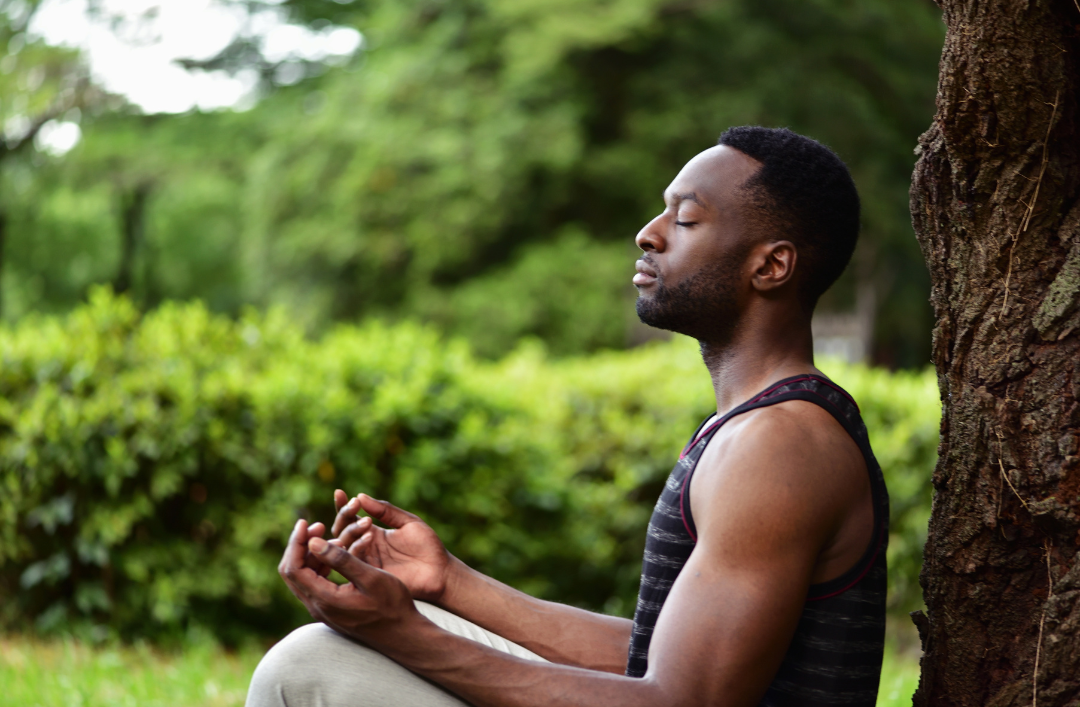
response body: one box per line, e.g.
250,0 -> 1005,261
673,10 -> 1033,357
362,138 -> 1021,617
28,0 -> 362,114
35,119 -> 83,155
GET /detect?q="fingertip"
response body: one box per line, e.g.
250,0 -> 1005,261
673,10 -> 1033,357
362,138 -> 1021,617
309,536 -> 329,554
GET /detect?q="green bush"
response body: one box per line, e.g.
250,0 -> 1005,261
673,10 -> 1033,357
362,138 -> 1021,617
0,291 -> 938,641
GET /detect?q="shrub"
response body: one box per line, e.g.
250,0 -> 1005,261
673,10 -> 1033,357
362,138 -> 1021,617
0,291 -> 938,641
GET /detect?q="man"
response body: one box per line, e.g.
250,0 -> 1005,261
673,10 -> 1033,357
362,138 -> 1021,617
246,126 -> 889,707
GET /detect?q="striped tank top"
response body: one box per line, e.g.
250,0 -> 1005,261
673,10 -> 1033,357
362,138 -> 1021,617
625,374 -> 889,707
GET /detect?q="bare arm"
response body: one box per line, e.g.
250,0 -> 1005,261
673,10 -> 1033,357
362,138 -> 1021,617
440,558 -> 632,673
329,490 -> 631,672
286,405 -> 860,707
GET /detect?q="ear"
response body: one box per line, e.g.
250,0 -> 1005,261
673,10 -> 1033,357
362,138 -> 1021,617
749,240 -> 797,292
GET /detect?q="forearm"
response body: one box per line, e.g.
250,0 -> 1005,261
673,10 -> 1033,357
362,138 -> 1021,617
373,612 -> 663,707
439,556 -> 632,673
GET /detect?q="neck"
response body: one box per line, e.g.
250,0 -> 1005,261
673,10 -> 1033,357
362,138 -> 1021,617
699,306 -> 817,416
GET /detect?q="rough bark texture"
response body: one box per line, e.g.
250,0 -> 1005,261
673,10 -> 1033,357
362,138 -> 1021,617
911,0 -> 1080,705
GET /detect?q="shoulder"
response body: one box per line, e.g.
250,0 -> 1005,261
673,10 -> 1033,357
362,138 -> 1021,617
688,400 -> 867,552
725,398 -> 857,458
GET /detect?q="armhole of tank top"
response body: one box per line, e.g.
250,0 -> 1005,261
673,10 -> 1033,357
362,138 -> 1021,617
678,405 -> 754,542
680,414 -> 718,459
678,387 -> 886,598
773,389 -> 886,601
680,454 -> 699,542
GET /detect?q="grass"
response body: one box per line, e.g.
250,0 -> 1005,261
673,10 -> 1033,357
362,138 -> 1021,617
1,631 -> 921,707
0,635 -> 264,707
878,641 -> 921,707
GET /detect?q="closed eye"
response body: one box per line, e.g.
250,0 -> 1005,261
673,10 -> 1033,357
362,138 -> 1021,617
675,221 -> 697,228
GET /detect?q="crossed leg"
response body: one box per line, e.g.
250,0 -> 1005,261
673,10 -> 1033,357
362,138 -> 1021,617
245,602 -> 548,707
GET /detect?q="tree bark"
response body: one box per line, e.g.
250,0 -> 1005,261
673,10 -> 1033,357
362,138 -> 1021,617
911,0 -> 1080,705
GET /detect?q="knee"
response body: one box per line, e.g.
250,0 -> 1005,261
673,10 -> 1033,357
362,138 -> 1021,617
246,623 -> 345,707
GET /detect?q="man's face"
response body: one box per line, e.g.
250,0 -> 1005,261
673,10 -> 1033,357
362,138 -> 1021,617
633,145 -> 763,343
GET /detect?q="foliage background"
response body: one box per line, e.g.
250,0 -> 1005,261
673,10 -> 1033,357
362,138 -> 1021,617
0,292 -> 937,642
0,0 -> 945,657
2,0 -> 944,366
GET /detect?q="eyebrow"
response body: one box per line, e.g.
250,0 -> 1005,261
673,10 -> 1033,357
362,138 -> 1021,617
665,191 -> 707,208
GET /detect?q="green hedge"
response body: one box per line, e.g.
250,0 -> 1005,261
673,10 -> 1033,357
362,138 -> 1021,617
0,291 -> 939,642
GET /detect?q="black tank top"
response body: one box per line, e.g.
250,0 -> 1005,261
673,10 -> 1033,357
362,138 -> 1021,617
625,375 -> 889,707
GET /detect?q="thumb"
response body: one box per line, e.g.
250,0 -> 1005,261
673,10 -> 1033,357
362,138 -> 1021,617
309,536 -> 377,588
357,494 -> 420,529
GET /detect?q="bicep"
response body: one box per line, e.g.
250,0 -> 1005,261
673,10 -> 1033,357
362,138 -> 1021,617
643,430 -> 834,705
645,537 -> 815,707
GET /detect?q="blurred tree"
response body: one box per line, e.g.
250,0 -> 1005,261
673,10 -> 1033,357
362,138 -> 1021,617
7,0 -> 945,366
113,181 -> 148,294
16,108 -> 267,314
241,0 -> 945,362
0,0 -> 96,317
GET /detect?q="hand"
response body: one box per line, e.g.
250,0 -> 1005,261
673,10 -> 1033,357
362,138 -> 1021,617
279,518 -> 417,643
329,490 -> 453,602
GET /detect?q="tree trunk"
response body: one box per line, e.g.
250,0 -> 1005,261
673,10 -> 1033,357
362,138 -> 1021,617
911,0 -> 1080,705
114,184 -> 150,295
0,209 -> 6,320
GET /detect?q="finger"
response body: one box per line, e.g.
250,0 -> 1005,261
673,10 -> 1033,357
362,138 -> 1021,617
316,537 -> 344,576
357,494 -> 420,530
280,519 -> 310,582
332,496 -> 363,537
349,534 -> 381,567
290,540 -> 342,600
334,489 -> 348,513
309,536 -> 380,588
304,551 -> 328,575
302,522 -> 328,573
303,542 -> 330,573
337,517 -> 374,548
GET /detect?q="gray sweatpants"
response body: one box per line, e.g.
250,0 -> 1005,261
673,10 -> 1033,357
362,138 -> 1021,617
245,602 -> 547,707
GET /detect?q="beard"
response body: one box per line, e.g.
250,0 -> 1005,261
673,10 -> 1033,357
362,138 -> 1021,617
635,257 -> 742,345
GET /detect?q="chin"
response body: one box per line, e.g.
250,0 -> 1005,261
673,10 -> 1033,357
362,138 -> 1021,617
635,297 -> 674,332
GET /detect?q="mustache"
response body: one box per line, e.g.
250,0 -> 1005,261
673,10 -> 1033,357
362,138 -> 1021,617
640,253 -> 661,277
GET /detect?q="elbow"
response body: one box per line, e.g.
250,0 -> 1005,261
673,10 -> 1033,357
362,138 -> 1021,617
632,674 -> 687,707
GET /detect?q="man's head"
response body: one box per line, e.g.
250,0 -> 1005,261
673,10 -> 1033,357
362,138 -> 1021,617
634,127 -> 859,343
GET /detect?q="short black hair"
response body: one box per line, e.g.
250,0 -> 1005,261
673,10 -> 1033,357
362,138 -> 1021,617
717,126 -> 860,310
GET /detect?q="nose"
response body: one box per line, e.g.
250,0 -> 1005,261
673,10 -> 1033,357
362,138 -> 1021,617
635,212 -> 667,253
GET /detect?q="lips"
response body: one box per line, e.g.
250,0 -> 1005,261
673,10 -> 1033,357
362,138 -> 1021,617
633,259 -> 658,286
